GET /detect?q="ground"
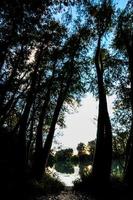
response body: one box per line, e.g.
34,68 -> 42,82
35,191 -> 94,200
33,187 -> 94,200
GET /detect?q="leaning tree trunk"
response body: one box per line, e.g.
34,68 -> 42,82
32,63 -> 57,179
92,36 -> 112,185
32,89 -> 51,179
16,41 -> 45,181
35,91 -> 65,180
17,80 -> 36,180
35,66 -> 74,180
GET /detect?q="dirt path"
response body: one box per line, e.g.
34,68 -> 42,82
36,190 -> 94,200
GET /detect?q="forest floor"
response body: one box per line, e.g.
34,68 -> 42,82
27,186 -> 132,200
35,191 -> 94,200
34,187 -> 95,200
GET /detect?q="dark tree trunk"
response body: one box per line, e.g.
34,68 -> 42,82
35,92 -> 64,180
17,89 -> 35,179
16,38 -> 46,180
32,63 -> 57,179
92,36 -> 112,184
35,66 -> 74,180
32,89 -> 51,179
0,67 -> 17,105
26,103 -> 36,165
124,44 -> 133,187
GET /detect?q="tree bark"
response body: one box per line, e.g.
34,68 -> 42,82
16,40 -> 45,179
124,43 -> 133,187
32,89 -> 51,179
34,65 -> 74,180
92,36 -> 112,184
36,93 -> 64,180
32,62 -> 57,179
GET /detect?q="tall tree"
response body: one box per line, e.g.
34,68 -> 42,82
113,0 -> 133,187
32,29 -> 91,179
83,0 -> 114,184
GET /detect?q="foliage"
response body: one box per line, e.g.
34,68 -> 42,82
112,133 -> 128,159
71,155 -> 79,164
47,152 -> 56,168
26,174 -> 65,197
77,143 -> 89,155
55,161 -> 74,174
88,140 -> 96,158
55,148 -> 73,162
73,173 -> 96,195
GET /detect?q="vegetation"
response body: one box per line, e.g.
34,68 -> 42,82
0,0 -> 133,199
26,174 -> 65,199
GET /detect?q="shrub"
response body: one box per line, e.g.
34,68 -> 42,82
26,173 -> 65,198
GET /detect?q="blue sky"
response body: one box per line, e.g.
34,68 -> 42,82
114,0 -> 127,9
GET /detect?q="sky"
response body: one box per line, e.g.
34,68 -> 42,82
56,94 -> 98,150
114,0 -> 128,8
53,94 -> 114,152
52,0 -> 128,152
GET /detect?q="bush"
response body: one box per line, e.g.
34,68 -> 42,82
110,176 -> 129,199
26,173 -> 65,198
73,173 -> 95,194
74,174 -> 132,200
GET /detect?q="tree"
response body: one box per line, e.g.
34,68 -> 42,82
113,0 -> 133,187
72,0 -> 114,186
85,0 -> 114,184
112,133 -> 128,159
55,148 -> 73,161
77,142 -> 89,156
32,28 -> 91,179
0,1 -> 52,197
88,140 -> 96,160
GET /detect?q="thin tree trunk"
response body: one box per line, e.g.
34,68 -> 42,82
26,104 -> 36,166
35,65 -> 74,180
32,89 -> 51,179
33,62 -> 57,179
36,92 -> 65,180
16,40 -> 46,179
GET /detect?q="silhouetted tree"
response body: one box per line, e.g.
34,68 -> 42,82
84,0 -> 114,184
32,28 -> 91,179
113,0 -> 133,187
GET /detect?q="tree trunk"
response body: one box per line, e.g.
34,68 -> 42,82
35,66 -> 74,180
35,92 -> 64,180
33,89 -> 51,179
92,36 -> 112,185
124,45 -> 133,187
16,39 -> 46,180
33,62 -> 57,179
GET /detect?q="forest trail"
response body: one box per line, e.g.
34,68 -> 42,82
35,188 -> 94,200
